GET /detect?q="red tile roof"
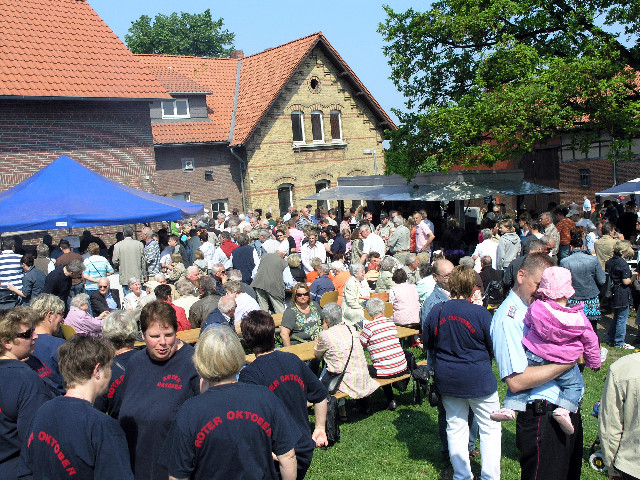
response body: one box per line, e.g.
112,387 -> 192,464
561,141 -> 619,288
234,32 -> 396,144
137,55 -> 239,143
139,33 -> 395,145
142,65 -> 211,94
0,0 -> 170,100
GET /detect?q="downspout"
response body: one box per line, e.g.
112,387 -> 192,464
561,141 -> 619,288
230,146 -> 247,213
227,58 -> 247,212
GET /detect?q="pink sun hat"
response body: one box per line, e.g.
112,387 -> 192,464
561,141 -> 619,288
537,266 -> 575,300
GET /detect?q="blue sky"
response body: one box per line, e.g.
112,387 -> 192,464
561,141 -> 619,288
90,0 -> 421,125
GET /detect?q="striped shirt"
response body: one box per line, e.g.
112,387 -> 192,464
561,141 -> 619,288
83,255 -> 113,291
360,316 -> 408,377
0,250 -> 23,291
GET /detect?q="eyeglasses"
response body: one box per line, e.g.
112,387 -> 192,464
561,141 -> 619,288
98,285 -> 109,289
296,292 -> 310,297
436,273 -> 451,280
16,327 -> 34,339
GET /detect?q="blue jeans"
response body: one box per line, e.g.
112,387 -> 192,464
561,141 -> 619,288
503,349 -> 584,412
607,306 -> 630,347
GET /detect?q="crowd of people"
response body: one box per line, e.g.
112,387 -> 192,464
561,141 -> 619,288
0,198 -> 639,480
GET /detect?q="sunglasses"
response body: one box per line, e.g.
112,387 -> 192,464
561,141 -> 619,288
296,292 -> 310,297
16,327 -> 34,339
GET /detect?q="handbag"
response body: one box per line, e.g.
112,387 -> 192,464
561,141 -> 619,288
600,273 -> 614,301
427,377 -> 442,407
321,326 -> 353,394
426,302 -> 445,407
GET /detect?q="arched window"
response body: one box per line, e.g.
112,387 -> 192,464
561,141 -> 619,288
311,110 -> 324,142
330,110 -> 342,141
291,111 -> 304,143
278,184 -> 293,216
315,179 -> 330,210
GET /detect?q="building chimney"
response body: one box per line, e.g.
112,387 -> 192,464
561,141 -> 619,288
230,50 -> 244,59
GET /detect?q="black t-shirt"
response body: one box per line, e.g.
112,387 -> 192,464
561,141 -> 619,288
423,299 -> 497,398
32,334 -> 66,395
0,360 -> 54,480
42,266 -> 72,306
94,349 -> 137,415
239,350 -> 328,471
117,344 -> 199,480
17,396 -> 133,479
164,383 -> 299,480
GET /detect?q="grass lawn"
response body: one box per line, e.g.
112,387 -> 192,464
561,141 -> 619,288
306,312 -> 638,480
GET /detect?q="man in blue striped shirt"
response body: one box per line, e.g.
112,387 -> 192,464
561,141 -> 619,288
0,237 -> 23,309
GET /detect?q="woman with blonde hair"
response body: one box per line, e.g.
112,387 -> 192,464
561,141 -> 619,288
280,282 -> 322,346
164,325 -> 298,480
0,307 -> 55,479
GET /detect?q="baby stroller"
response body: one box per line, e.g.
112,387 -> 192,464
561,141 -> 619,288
588,402 -> 606,473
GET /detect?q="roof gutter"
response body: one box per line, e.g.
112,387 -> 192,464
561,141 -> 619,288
228,60 -> 246,212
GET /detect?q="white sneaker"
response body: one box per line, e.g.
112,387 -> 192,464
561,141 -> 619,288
619,343 -> 635,350
600,347 -> 608,363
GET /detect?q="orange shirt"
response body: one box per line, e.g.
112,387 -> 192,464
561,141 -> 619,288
332,271 -> 351,306
556,218 -> 575,246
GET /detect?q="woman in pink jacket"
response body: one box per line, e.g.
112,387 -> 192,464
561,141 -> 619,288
491,266 -> 601,435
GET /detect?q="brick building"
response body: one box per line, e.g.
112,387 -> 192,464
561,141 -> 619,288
0,0 -> 170,202
138,32 -> 396,217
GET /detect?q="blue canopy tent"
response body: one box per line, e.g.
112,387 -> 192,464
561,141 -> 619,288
0,155 -> 204,233
595,178 -> 640,199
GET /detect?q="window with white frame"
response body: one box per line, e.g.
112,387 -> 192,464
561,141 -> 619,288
330,110 -> 342,141
181,158 -> 195,172
291,111 -> 305,143
162,98 -> 190,119
278,184 -> 293,216
315,180 -> 330,210
172,192 -> 190,202
311,110 -> 324,142
211,199 -> 228,217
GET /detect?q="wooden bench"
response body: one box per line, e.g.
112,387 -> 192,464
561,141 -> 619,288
331,360 -> 428,400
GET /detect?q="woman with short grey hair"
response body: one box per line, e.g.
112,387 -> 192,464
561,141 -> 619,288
375,256 -> 397,293
315,302 -> 378,420
95,310 -> 139,415
342,264 -> 367,326
122,277 -> 147,311
64,293 -> 108,337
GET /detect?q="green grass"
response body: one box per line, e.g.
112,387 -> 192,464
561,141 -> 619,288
306,312 -> 638,480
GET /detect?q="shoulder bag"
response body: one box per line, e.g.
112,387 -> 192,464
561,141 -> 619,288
321,325 -> 353,394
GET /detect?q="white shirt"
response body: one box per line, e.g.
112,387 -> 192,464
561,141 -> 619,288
472,239 -> 498,272
300,242 -> 327,273
362,232 -> 386,257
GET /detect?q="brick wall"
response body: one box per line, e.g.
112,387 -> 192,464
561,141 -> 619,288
0,98 -> 159,244
154,144 -> 243,211
0,99 -> 156,189
244,47 -> 386,215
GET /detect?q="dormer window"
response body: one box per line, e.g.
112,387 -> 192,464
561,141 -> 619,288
162,99 -> 190,119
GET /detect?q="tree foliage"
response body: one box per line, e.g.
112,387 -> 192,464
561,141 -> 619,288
125,9 -> 235,57
379,0 -> 640,178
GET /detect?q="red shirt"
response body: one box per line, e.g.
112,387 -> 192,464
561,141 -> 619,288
556,218 -> 575,246
164,300 -> 190,331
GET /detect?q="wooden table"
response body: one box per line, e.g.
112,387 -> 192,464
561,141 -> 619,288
245,325 -> 419,363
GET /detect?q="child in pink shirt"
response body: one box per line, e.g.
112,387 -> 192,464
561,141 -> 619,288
491,266 -> 601,434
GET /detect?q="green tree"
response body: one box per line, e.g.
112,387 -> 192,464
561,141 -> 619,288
379,1 -> 640,178
125,9 -> 235,57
